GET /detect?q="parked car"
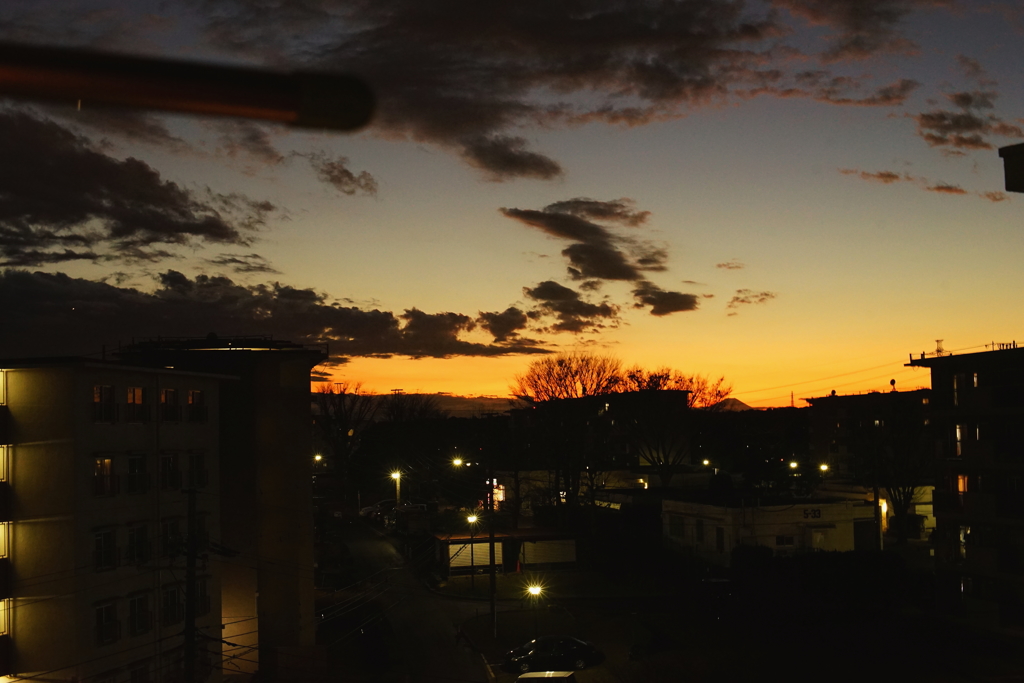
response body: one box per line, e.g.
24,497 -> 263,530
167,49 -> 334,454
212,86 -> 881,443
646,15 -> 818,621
358,499 -> 396,520
501,636 -> 603,673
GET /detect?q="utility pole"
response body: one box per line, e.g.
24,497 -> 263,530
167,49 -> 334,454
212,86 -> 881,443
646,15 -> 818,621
184,488 -> 198,683
487,450 -> 497,638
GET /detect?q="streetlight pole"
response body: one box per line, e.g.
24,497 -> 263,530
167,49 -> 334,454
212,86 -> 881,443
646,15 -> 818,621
391,471 -> 401,506
527,585 -> 542,638
467,515 -> 478,591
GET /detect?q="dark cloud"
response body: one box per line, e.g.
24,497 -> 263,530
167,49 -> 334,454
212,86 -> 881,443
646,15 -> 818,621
726,288 -> 777,314
205,253 -> 280,274
774,0 -> 946,62
185,0 -> 789,179
306,153 -> 378,196
912,90 -> 1023,150
926,183 -> 966,195
501,198 -> 666,282
48,107 -> 188,150
477,307 -> 529,342
461,136 -> 563,181
631,281 -> 699,316
213,121 -> 286,165
0,110 -> 270,266
0,269 -> 550,361
840,167 -> 1010,202
716,259 -> 745,270
524,280 -> 618,333
839,168 -> 913,183
779,73 -> 920,106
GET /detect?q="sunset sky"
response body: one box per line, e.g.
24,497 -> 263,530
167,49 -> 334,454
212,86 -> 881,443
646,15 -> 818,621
1,1 -> 1022,406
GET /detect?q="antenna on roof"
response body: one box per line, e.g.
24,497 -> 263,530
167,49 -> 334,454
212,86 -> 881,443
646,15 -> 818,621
935,339 -> 944,356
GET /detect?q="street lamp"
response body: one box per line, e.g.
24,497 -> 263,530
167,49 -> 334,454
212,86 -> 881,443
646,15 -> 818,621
453,458 -> 463,467
391,471 -> 401,505
702,459 -> 710,466
467,514 -> 479,590
819,464 -> 829,473
526,585 -> 543,637
789,461 -> 798,469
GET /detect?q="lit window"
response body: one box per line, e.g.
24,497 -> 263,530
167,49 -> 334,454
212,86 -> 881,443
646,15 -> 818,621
973,373 -> 979,388
93,457 -> 117,496
957,475 -> 968,493
125,387 -> 149,423
955,424 -> 964,456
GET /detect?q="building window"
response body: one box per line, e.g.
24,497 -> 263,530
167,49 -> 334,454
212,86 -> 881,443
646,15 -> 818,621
93,385 -> 117,422
160,389 -> 180,422
953,374 -> 959,407
160,453 -> 181,491
695,519 -> 704,543
0,598 -> 10,636
127,524 -> 150,564
973,372 -> 979,388
775,535 -> 795,547
128,594 -> 152,637
187,451 -> 208,489
93,457 -> 118,496
715,527 -> 725,553
126,455 -> 149,494
95,602 -> 121,645
957,474 -> 968,494
94,530 -> 118,570
125,387 -> 150,423
187,390 -> 208,423
161,586 -> 184,626
160,519 -> 181,557
955,424 -> 964,457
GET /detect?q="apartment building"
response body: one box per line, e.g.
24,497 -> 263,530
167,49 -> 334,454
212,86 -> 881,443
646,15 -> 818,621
908,344 -> 1024,632
0,358 -> 223,683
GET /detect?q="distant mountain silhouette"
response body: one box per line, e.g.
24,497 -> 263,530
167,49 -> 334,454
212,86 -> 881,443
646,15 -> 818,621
716,397 -> 753,411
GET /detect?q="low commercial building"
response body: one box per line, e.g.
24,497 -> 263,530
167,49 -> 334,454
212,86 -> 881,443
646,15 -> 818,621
662,496 -> 877,566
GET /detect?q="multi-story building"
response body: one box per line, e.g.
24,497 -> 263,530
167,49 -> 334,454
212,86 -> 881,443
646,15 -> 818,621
0,358 -> 223,682
908,344 -> 1024,632
116,336 -> 327,677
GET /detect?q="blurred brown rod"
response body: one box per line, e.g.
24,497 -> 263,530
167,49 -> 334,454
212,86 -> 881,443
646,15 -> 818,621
0,42 -> 374,131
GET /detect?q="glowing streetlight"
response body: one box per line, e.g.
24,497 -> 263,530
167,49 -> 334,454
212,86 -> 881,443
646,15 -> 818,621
391,471 -> 401,505
819,464 -> 829,472
789,461 -> 798,469
468,514 -> 479,589
453,458 -> 463,467
702,459 -> 710,466
314,454 -> 322,462
527,585 -> 542,596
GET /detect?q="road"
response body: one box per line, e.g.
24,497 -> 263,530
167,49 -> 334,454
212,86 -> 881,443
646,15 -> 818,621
317,521 -> 491,683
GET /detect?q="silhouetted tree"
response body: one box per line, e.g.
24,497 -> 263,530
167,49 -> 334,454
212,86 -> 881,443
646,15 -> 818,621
614,389 -> 692,487
312,382 -> 379,465
511,351 -> 623,402
379,390 -> 449,422
620,365 -> 733,408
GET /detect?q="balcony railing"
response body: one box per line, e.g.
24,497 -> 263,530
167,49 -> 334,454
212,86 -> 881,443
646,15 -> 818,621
159,470 -> 182,491
186,405 -> 208,423
160,405 -> 181,422
92,402 -> 118,423
124,404 -> 151,423
96,620 -> 121,646
93,475 -> 119,497
125,472 -> 150,495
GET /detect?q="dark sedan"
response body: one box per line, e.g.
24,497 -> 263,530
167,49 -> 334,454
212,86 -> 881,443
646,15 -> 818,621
501,636 -> 603,673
